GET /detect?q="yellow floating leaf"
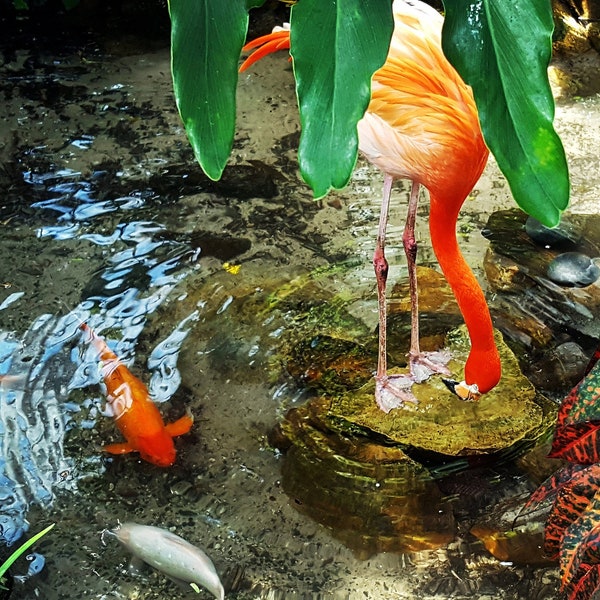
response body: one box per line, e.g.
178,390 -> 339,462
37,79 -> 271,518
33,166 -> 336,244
223,262 -> 241,275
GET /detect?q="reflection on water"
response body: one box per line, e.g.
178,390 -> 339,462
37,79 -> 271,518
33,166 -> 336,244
0,164 -> 201,547
0,314 -> 72,545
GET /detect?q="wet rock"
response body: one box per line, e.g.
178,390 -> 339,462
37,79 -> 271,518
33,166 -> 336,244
515,440 -> 565,486
470,495 -> 552,566
490,295 -> 554,348
272,324 -> 556,557
526,341 -> 591,391
470,525 -> 551,566
482,209 -> 600,372
319,326 -> 554,456
546,252 -> 600,287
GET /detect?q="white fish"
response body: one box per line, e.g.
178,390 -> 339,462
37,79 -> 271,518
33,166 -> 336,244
110,522 -> 225,599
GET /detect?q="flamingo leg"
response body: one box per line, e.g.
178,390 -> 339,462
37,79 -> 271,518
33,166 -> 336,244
374,175 -> 419,412
373,174 -> 393,381
374,179 -> 452,413
403,183 -> 452,382
403,181 -> 420,357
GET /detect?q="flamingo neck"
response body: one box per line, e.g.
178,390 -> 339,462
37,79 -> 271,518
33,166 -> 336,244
428,192 -> 501,393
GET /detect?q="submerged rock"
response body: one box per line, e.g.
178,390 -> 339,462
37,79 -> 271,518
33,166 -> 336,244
469,494 -> 552,567
470,524 -> 551,566
312,326 -> 553,456
271,401 -> 456,558
285,334 -> 375,394
483,209 -> 600,392
525,215 -> 581,249
530,341 -> 592,391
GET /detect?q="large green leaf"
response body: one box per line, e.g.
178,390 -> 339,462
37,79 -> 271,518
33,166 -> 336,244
290,0 -> 393,198
442,0 -> 569,228
169,0 -> 266,181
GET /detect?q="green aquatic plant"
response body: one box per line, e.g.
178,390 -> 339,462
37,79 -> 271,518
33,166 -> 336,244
0,523 -> 55,591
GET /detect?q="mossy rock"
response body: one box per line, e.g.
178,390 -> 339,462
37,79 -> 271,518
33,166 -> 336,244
283,326 -> 556,457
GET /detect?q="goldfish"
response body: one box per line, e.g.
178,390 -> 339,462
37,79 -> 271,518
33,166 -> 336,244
80,323 -> 193,467
108,522 -> 225,599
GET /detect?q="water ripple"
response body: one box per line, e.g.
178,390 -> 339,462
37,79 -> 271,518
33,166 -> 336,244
0,315 -> 77,545
0,167 -> 202,547
148,310 -> 200,402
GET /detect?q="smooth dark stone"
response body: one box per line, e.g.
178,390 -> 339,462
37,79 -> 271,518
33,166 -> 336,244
547,252 -> 600,287
525,216 -> 580,248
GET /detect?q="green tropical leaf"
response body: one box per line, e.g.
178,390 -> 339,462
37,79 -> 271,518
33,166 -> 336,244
169,0 -> 266,181
290,0 -> 393,198
442,0 -> 569,228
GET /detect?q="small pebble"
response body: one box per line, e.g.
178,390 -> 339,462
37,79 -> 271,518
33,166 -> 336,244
547,252 -> 600,287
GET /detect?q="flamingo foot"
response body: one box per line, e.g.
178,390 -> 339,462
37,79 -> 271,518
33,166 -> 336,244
409,350 -> 452,383
375,374 -> 419,413
375,350 -> 453,413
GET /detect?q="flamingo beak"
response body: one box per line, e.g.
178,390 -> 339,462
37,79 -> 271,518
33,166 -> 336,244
442,379 -> 481,401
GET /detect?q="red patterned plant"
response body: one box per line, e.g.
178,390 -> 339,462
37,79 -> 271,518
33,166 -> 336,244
525,347 -> 600,599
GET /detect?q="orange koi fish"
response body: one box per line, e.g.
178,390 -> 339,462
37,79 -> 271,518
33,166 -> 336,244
80,323 -> 193,467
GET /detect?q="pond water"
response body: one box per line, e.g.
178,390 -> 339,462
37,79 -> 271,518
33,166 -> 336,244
0,8 -> 599,600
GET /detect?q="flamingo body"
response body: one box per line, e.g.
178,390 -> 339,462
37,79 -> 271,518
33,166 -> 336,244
358,2 -> 488,201
241,0 -> 502,406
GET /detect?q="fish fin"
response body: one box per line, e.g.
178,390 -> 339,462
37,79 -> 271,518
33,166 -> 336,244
128,555 -> 147,575
165,411 -> 194,438
103,442 -> 134,455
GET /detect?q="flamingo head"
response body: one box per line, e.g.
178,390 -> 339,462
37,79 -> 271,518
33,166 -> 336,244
443,379 -> 480,401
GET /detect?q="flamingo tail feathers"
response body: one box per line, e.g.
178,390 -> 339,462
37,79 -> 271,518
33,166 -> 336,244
240,30 -> 291,72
